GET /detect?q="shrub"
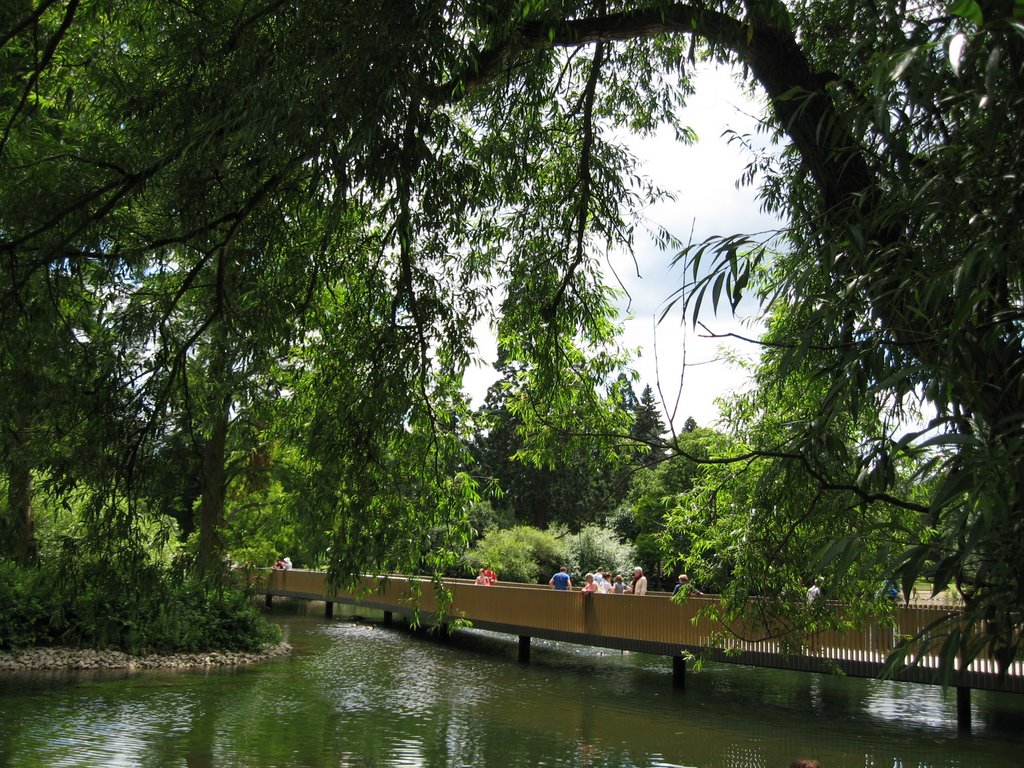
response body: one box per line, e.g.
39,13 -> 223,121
0,559 -> 59,650
466,525 -> 566,583
0,551 -> 281,654
562,524 -> 636,582
145,583 -> 281,652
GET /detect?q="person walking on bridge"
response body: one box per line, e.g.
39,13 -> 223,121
549,566 -> 572,591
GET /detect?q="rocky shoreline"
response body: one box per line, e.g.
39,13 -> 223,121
0,642 -> 291,672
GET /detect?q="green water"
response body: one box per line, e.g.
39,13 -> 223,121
1,600 -> 1023,767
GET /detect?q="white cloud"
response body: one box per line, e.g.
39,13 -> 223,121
611,64 -> 783,430
465,63 -> 785,432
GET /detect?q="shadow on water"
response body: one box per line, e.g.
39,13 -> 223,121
1,597 -> 1023,768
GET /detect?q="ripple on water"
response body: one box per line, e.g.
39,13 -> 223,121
19,691 -> 199,767
305,621 -> 496,718
4,611 -> 1024,768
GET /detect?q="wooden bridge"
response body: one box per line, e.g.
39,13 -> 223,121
261,569 -> 1023,728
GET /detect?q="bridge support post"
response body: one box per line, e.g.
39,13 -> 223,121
672,656 -> 686,690
264,593 -> 272,608
518,635 -> 531,664
325,601 -> 334,618
956,686 -> 971,733
383,611 -> 393,626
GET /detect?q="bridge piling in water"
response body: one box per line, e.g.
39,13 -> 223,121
672,655 -> 686,689
956,686 -> 971,732
518,635 -> 531,663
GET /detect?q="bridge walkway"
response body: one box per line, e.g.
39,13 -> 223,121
261,570 -> 1023,701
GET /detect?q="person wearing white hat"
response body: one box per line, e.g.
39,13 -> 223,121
628,567 -> 647,596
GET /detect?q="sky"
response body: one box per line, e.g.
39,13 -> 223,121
611,64 -> 784,431
465,64 -> 785,431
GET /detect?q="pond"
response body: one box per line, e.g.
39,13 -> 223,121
1,600 -> 1022,767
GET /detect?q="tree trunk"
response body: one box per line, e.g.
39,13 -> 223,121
196,318 -> 231,579
5,424 -> 37,566
197,401 -> 229,577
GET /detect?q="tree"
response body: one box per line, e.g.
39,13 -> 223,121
2,1 -> 1023,674
471,363 -> 558,528
470,360 -> 633,529
562,523 -> 636,582
670,1 -> 1024,674
662,302 -> 928,642
617,426 -> 731,588
630,384 -> 668,465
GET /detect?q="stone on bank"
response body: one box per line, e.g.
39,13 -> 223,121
0,642 -> 291,671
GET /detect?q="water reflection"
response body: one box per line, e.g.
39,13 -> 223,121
1,602 -> 1022,767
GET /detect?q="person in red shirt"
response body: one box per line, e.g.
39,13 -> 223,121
482,566 -> 497,585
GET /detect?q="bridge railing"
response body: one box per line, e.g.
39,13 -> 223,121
262,570 -> 1022,692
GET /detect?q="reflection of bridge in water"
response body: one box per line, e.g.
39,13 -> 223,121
262,570 -> 1022,730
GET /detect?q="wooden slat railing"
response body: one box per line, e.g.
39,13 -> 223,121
261,570 -> 1023,693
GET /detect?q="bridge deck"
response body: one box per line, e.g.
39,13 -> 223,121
262,570 -> 1023,694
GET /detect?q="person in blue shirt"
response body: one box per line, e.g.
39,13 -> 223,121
549,566 -> 572,591
673,574 -> 702,596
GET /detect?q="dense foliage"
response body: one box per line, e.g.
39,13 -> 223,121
465,523 -> 636,585
2,0 -> 1022,677
0,559 -> 280,653
672,0 -> 1024,675
465,525 -> 566,584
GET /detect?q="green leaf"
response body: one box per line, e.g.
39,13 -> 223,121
939,628 -> 962,687
817,535 -> 856,568
949,0 -> 984,25
890,48 -> 918,81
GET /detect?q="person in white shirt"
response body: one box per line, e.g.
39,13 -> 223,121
628,567 -> 647,596
807,577 -> 823,603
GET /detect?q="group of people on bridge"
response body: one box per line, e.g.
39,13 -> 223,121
470,565 -> 709,596
473,566 -> 498,585
546,566 -> 703,596
549,567 -> 707,596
